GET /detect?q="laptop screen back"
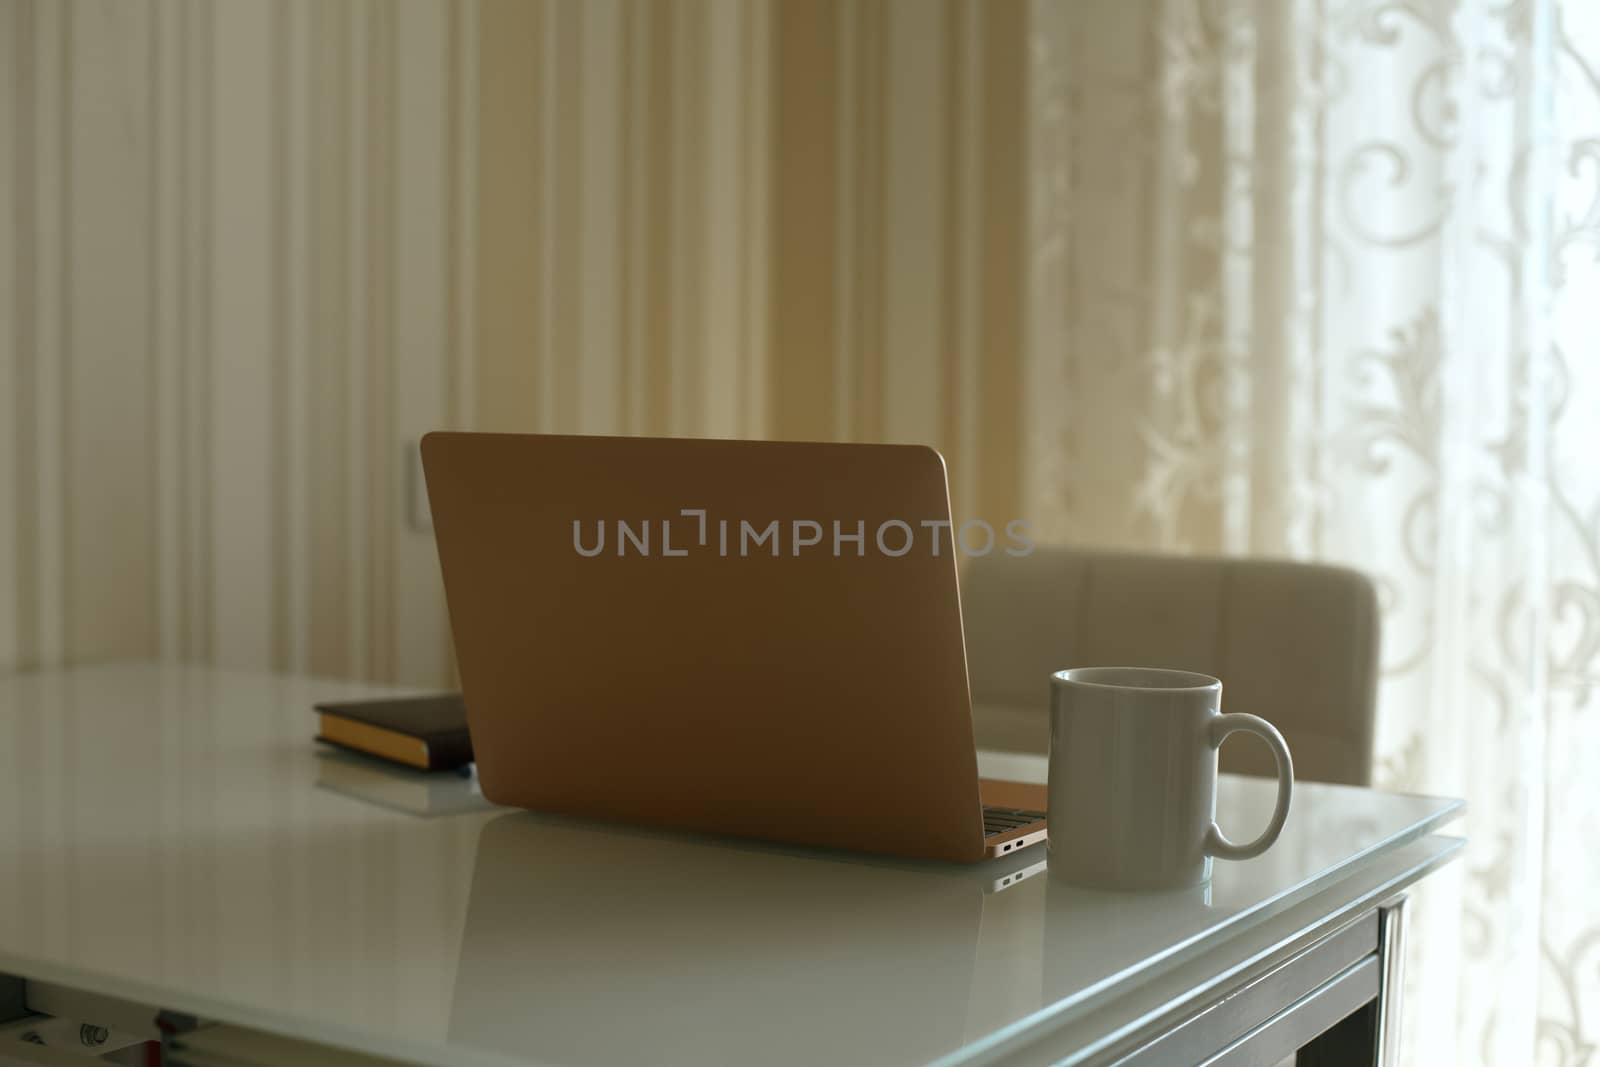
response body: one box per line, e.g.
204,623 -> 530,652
421,433 -> 985,861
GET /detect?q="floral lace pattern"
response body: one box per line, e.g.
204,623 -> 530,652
1029,1 -> 1600,1063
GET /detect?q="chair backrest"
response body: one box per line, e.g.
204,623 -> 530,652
961,547 -> 1380,786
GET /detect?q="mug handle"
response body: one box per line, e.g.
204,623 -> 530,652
1203,713 -> 1294,861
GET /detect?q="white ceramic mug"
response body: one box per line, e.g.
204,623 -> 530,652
1046,667 -> 1293,890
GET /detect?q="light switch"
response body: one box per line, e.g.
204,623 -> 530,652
409,440 -> 433,532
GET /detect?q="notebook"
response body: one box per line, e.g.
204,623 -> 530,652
313,694 -> 473,772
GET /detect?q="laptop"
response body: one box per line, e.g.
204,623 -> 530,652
421,432 -> 1048,862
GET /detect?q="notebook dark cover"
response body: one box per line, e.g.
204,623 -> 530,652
314,694 -> 473,771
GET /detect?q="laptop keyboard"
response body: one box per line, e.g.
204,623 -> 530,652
982,807 -> 1046,838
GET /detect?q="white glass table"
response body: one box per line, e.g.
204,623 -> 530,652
0,664 -> 1462,1067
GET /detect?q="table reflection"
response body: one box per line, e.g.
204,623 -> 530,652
448,812 -> 1035,1067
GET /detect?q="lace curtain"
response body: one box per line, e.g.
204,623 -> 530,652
1029,1 -> 1600,1063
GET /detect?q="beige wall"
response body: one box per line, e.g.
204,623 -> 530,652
2,0 -> 1042,685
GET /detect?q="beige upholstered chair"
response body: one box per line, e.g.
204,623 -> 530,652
962,547 -> 1380,787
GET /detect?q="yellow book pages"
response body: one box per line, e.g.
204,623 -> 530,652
318,713 -> 431,770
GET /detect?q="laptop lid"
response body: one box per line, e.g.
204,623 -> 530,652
421,432 -> 986,861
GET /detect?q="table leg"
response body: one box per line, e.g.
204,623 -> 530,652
1296,895 -> 1408,1067
1374,895 -> 1410,1066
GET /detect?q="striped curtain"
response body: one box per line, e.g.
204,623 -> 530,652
0,0 -> 1035,687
